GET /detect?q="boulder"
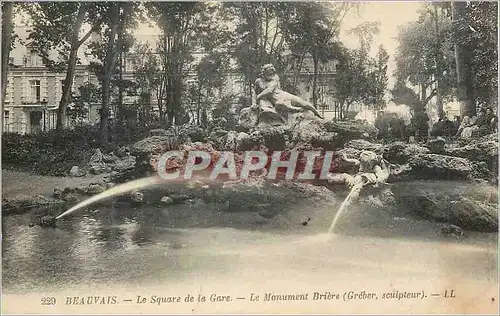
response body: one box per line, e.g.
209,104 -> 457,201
89,162 -> 110,175
249,125 -> 291,150
90,148 -> 104,163
220,131 -> 253,151
2,194 -> 64,215
446,136 -> 498,173
131,136 -> 180,158
324,120 -> 378,145
111,155 -> 136,172
130,136 -> 181,178
331,147 -> 361,173
394,183 -> 498,232
310,132 -> 340,150
130,191 -> 144,204
426,137 -> 446,154
177,124 -> 207,143
407,154 -> 486,181
102,153 -> 119,163
62,193 -> 79,203
238,106 -> 259,131
344,139 -> 384,154
74,185 -> 89,195
441,224 -> 464,237
387,163 -> 413,182
69,166 -> 86,177
160,196 -> 174,205
220,131 -> 255,151
29,215 -> 57,228
149,129 -> 172,137
234,132 -> 257,151
115,146 -> 131,158
200,179 -> 335,219
383,142 -> 430,164
290,115 -> 340,150
87,183 -> 106,195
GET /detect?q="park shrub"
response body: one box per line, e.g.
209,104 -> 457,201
2,125 -> 101,176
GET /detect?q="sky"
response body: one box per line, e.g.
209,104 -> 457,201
339,1 -> 423,88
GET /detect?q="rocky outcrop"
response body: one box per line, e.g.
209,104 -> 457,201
177,124 -> 207,143
2,194 -> 65,215
69,166 -> 86,177
126,135 -> 181,179
393,182 -> 498,232
383,142 -> 430,164
337,138 -> 495,182
407,154 -> 490,181
324,120 -> 378,145
426,137 -> 446,154
446,134 -> 498,174
344,139 -> 385,153
238,106 -> 259,131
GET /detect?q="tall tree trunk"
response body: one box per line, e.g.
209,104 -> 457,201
451,1 -> 475,119
1,2 -> 13,132
116,49 -> 123,131
100,7 -> 121,146
312,51 -> 319,107
434,5 -> 445,119
56,4 -> 87,131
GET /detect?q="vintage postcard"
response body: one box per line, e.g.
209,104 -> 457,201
1,0 -> 498,314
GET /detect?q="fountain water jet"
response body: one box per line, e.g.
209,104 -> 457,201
328,183 -> 362,234
55,176 -> 165,220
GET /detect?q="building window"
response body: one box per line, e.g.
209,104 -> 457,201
4,80 -> 9,100
30,80 -> 41,102
30,50 -> 40,67
4,110 -> 10,132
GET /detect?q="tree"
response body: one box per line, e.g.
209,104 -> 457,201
26,2 -> 104,131
69,82 -> 100,125
184,52 -> 230,126
391,81 -> 429,138
333,46 -> 371,119
132,42 -> 164,123
370,45 -> 389,113
226,2 -> 294,98
145,2 -> 226,125
1,2 -> 14,131
450,1 -> 497,115
332,22 -> 385,121
451,1 -> 475,118
85,2 -> 139,145
100,3 -> 135,146
394,9 -> 455,113
395,2 -> 497,118
284,2 -> 355,106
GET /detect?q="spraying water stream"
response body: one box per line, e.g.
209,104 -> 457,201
55,176 -> 165,220
328,183 -> 362,234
